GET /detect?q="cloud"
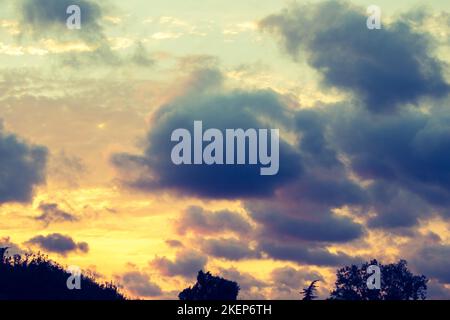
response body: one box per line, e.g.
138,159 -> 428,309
0,123 -> 47,204
249,208 -> 364,243
25,233 -> 89,256
271,266 -> 323,288
258,241 -> 361,267
399,232 -> 450,299
165,239 -> 183,248
411,243 -> 450,284
14,1 -> 155,68
217,267 -> 267,291
269,266 -> 325,299
59,40 -> 155,68
217,267 -> 268,299
110,67 -> 367,266
108,61 -> 448,270
150,250 -> 207,278
130,41 -> 155,67
176,206 -> 252,235
0,236 -> 24,256
260,0 -> 449,112
365,183 -> 429,229
49,150 -> 86,187
330,104 -> 450,228
108,2 -> 450,271
427,279 -> 450,299
18,0 -> 103,43
112,68 -> 302,199
200,238 -> 261,261
119,271 -> 162,297
236,105 -> 366,258
34,202 -> 79,227
246,100 -> 450,234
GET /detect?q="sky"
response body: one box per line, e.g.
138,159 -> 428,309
0,0 -> 450,299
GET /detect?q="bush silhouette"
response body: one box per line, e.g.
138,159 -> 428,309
0,248 -> 125,300
330,259 -> 427,300
179,270 -> 240,300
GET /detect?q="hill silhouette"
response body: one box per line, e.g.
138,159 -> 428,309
0,248 -> 125,300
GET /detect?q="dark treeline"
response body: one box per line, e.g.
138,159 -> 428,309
1,247 -> 427,300
180,260 -> 428,301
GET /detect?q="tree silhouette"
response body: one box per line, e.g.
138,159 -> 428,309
179,270 -> 240,300
329,259 -> 427,300
0,248 -> 125,300
301,280 -> 319,300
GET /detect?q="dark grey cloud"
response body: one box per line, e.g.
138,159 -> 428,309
34,202 -> 79,227
16,1 -> 154,69
427,279 -> 450,300
120,271 -> 162,297
260,0 -> 449,112
289,108 -> 368,208
19,0 -> 103,42
0,124 -> 47,204
25,233 -> 89,256
366,183 -> 429,229
112,68 -> 302,199
259,241 -> 362,267
200,238 -> 261,261
249,208 -> 364,243
330,104 -> 450,228
241,101 -> 450,232
241,108 -> 367,247
176,206 -> 252,235
411,243 -> 450,284
150,250 -> 207,278
400,233 -> 450,299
